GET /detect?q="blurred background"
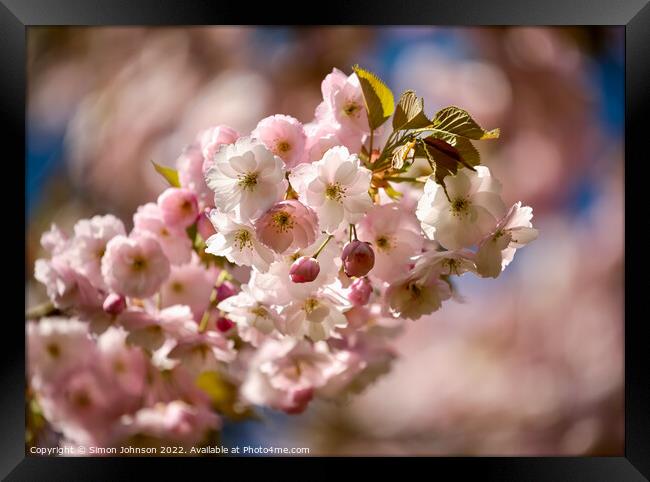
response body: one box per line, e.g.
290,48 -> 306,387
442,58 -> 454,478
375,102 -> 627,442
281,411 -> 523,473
26,26 -> 624,455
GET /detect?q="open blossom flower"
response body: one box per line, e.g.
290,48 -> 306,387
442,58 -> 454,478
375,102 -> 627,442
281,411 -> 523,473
254,200 -> 319,254
385,270 -> 452,320
96,327 -> 147,399
198,124 -> 240,174
133,203 -> 192,265
124,401 -> 221,446
476,202 -> 539,278
416,166 -> 507,250
157,188 -> 199,230
241,338 -> 349,414
40,224 -> 69,255
357,203 -> 424,281
290,146 -> 372,233
205,211 -> 275,272
316,68 -> 369,135
27,318 -> 94,390
35,256 -> 103,311
411,248 -> 477,280
160,255 -> 220,321
167,329 -> 236,376
102,234 -> 171,299
278,286 -> 349,342
304,120 -> 364,163
326,333 -> 397,396
218,281 -> 282,335
118,305 -> 197,352
71,214 -> 126,288
253,114 -> 307,169
205,136 -> 287,221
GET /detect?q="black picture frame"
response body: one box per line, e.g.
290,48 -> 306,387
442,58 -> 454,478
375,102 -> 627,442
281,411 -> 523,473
3,0 -> 647,479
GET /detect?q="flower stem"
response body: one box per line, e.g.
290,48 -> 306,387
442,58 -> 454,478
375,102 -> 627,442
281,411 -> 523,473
25,301 -> 57,320
384,176 -> 425,183
312,234 -> 334,259
198,287 -> 218,333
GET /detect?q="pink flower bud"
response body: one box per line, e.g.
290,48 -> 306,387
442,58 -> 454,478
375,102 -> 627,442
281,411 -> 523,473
216,317 -> 235,333
103,293 -> 126,315
289,256 -> 320,283
197,209 -> 216,240
216,280 -> 237,302
341,240 -> 375,277
348,277 -> 372,306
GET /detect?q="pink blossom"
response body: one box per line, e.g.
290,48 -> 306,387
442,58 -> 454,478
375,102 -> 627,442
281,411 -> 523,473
102,234 -> 171,299
241,338 -> 341,414
385,270 -> 452,320
167,329 -> 236,376
96,327 -> 147,400
341,240 -> 375,277
253,114 -> 307,168
133,203 -> 192,265
289,256 -> 320,283
177,143 -> 213,209
40,224 -> 69,255
254,200 -> 319,254
125,401 -> 221,446
357,203 -> 424,282
316,68 -> 369,135
71,214 -> 127,289
27,318 -> 94,390
34,256 -> 103,311
157,187 -> 199,230
198,124 -> 240,174
160,255 -> 219,321
348,277 -> 372,306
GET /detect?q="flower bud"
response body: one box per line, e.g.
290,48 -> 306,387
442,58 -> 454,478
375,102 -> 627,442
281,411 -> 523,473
289,256 -> 320,283
341,240 -> 375,277
216,280 -> 237,302
103,292 -> 126,315
348,277 -> 372,306
216,317 -> 235,333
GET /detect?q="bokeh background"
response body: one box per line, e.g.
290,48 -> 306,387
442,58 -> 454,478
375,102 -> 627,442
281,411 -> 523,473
26,26 -> 624,456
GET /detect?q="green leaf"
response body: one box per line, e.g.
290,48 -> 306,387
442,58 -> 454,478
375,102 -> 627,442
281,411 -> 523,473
383,184 -> 403,200
392,90 -> 431,130
151,160 -> 180,187
352,65 -> 395,130
430,106 -> 499,140
390,141 -> 416,170
417,137 -> 478,185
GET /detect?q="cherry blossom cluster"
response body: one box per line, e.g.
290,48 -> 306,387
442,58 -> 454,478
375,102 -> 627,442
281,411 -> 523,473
28,67 -> 537,450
